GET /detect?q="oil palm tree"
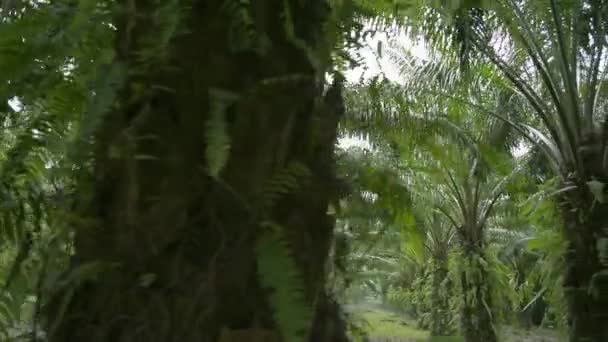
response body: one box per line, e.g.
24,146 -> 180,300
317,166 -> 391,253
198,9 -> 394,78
420,145 -> 519,342
334,143 -> 413,301
343,69 -> 522,341
393,1 -> 608,340
404,193 -> 457,336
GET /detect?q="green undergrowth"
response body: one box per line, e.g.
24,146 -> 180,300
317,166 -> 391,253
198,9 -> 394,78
349,306 -> 564,342
360,309 -> 430,341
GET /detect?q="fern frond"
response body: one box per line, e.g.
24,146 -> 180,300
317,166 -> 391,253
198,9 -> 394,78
205,88 -> 238,178
256,223 -> 312,342
261,161 -> 311,210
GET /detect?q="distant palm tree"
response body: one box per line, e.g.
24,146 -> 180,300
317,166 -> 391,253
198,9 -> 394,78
343,71 -> 522,341
393,1 -> 608,340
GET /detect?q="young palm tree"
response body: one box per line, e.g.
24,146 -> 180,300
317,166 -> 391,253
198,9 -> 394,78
424,148 -> 519,342
343,70 -> 521,341
406,200 -> 457,336
334,144 -> 413,301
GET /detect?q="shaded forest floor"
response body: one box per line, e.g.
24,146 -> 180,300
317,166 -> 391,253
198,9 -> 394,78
347,305 -> 565,341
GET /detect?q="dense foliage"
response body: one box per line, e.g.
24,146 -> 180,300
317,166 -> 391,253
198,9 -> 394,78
0,1 -> 606,342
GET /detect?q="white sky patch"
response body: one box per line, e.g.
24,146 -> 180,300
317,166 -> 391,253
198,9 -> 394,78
341,30 -> 428,149
62,58 -> 76,76
512,141 -> 531,158
345,30 -> 428,84
342,29 -> 535,161
8,96 -> 22,112
338,136 -> 371,150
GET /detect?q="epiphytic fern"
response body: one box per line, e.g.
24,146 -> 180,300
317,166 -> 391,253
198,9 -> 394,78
0,0 -> 117,338
260,161 -> 312,210
256,222 -> 312,342
205,88 -> 239,178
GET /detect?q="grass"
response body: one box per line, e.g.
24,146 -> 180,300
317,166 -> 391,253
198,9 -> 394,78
359,310 -> 429,341
348,305 -> 564,342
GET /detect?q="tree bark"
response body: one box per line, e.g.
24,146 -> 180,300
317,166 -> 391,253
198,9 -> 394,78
560,184 -> 608,342
44,1 -> 347,341
458,240 -> 497,342
429,253 -> 454,336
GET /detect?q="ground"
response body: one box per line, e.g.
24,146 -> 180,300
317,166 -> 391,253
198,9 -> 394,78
347,305 -> 565,342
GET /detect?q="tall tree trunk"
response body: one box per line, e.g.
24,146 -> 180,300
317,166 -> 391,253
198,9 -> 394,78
44,1 -> 347,341
458,238 -> 497,342
560,182 -> 608,342
429,253 -> 454,336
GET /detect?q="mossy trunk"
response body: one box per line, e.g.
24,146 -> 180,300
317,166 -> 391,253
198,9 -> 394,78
560,183 -> 608,342
44,1 -> 347,341
458,241 -> 497,342
429,254 -> 454,336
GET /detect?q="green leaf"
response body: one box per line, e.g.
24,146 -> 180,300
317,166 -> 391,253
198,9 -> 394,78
256,224 -> 312,342
205,88 -> 239,178
586,180 -> 605,204
139,273 -> 157,288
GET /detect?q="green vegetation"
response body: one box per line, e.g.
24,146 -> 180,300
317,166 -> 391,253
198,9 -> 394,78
358,309 -> 430,341
348,306 -> 562,342
0,1 -> 606,342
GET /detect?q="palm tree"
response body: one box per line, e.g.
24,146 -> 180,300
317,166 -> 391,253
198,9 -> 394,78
333,144 -> 412,302
425,150 -> 518,342
334,142 -> 460,335
396,1 -> 608,340
343,70 -> 521,340
406,206 -> 457,336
